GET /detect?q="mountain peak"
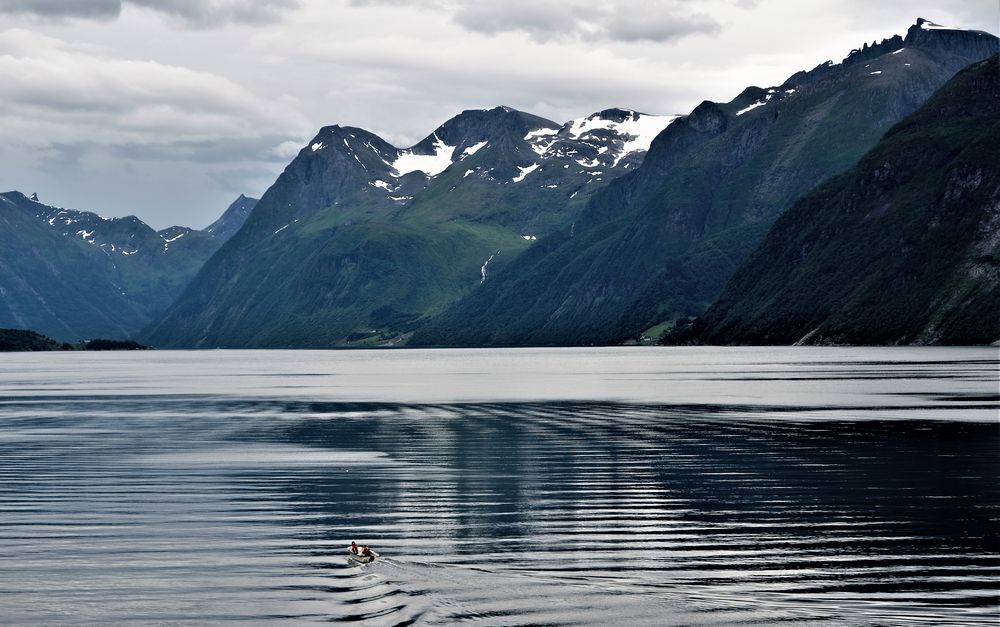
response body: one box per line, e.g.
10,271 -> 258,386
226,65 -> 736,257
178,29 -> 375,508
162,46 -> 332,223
386,106 -> 559,178
909,16 -> 996,37
563,109 -> 680,158
205,194 -> 258,241
586,108 -> 641,122
915,17 -> 976,32
422,106 -> 559,149
904,17 -> 998,58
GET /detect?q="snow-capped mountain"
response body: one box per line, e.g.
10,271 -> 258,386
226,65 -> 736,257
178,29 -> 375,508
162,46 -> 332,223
31,193 -> 254,259
246,105 -> 678,237
142,104 -> 680,348
523,108 -> 678,168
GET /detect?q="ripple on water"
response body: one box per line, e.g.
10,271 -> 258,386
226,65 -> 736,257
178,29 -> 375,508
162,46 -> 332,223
0,349 -> 997,625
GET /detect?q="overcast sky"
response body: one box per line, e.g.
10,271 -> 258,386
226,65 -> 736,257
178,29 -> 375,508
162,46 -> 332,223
0,0 -> 995,229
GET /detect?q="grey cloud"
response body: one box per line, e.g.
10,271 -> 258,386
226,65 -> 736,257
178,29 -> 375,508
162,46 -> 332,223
106,135 -> 300,164
454,0 -> 723,43
5,135 -> 291,228
130,0 -> 300,26
350,0 -> 723,43
0,28 -> 306,198
0,27 -> 307,227
0,0 -> 299,24
0,0 -> 121,18
600,10 -> 720,42
451,2 -> 583,40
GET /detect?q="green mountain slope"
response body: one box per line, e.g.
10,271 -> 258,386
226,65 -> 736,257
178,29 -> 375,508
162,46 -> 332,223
675,55 -> 1000,346
143,106 -> 676,347
413,19 -> 998,346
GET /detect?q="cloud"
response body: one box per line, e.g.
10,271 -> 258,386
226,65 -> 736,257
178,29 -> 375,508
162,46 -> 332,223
2,0 -> 994,229
0,0 -> 121,19
0,29 -> 305,149
348,0 -> 722,43
0,28 -> 309,227
453,0 -> 720,43
0,0 -> 299,25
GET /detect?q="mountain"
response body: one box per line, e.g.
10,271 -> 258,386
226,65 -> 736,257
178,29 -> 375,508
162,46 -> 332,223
668,55 -> 1000,346
205,194 -> 258,241
0,192 -> 248,341
142,106 -> 678,347
412,18 -> 999,346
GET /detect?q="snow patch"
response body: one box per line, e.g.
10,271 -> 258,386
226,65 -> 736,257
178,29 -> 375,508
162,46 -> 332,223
161,232 -> 186,243
521,235 -> 537,241
311,142 -> 325,152
567,111 -> 678,166
736,101 -> 766,116
614,115 -> 678,163
524,128 -> 559,141
529,140 -> 555,157
892,48 -> 905,54
869,71 -> 882,75
390,133 -> 455,177
512,163 -> 540,183
371,180 -> 392,190
462,140 -> 488,157
919,20 -> 970,31
480,252 -> 496,283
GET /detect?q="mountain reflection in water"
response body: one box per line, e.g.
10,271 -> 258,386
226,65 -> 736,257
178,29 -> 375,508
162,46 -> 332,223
0,347 -> 997,625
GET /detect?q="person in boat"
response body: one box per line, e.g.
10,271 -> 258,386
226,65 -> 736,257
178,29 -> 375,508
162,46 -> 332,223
350,541 -> 359,555
362,546 -> 372,557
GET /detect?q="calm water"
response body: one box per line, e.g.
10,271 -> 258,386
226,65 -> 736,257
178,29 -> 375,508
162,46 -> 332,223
0,347 -> 997,625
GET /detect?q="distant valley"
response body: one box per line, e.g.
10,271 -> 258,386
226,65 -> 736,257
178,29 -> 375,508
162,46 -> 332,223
0,192 -> 255,342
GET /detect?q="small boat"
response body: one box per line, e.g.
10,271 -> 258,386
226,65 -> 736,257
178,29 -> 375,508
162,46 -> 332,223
348,546 -> 379,564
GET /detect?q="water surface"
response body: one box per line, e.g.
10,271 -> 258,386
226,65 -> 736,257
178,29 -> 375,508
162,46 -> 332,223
1,347 -> 997,624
